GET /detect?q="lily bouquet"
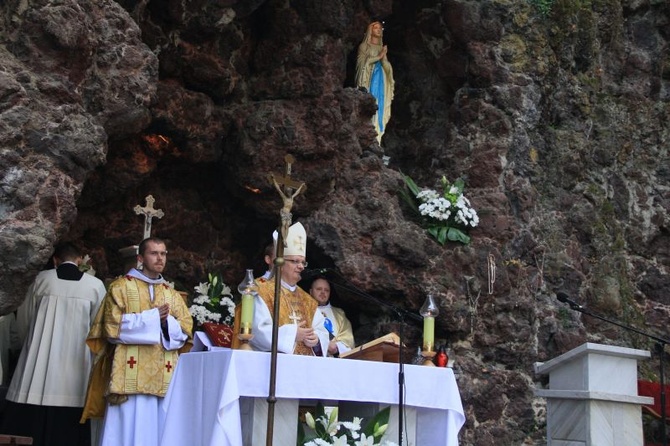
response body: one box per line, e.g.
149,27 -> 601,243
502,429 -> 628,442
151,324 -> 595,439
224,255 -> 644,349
298,403 -> 397,446
189,272 -> 236,327
400,174 -> 479,245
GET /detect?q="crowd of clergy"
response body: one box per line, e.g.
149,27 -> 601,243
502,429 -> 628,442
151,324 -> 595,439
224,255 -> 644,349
0,222 -> 354,446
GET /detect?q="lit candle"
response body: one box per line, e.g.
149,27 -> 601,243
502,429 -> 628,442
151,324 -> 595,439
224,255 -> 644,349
423,316 -> 435,351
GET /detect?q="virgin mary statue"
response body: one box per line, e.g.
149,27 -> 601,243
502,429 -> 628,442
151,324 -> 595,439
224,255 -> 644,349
355,21 -> 395,144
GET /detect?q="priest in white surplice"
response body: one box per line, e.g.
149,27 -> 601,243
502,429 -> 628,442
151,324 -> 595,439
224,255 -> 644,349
80,237 -> 192,446
3,242 -> 106,446
249,222 -> 329,356
309,277 -> 355,357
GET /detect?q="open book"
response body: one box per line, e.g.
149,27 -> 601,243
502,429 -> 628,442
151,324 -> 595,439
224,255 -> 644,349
339,332 -> 402,363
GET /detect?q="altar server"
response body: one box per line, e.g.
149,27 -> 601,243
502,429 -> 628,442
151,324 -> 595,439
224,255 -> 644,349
81,237 -> 192,446
3,242 -> 106,446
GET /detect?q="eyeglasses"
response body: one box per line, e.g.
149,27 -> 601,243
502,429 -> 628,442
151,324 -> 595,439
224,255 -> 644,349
285,259 -> 308,267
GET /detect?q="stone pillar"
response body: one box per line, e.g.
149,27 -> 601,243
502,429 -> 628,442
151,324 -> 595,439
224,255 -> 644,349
535,342 -> 653,446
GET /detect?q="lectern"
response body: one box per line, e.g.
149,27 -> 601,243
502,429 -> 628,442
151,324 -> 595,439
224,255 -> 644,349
535,342 -> 653,446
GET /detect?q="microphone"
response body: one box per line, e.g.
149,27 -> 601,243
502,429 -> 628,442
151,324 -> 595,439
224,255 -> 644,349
557,292 -> 582,310
300,268 -> 330,280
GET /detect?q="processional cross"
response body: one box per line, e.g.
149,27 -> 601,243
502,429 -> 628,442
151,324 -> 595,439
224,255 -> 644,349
265,154 -> 307,446
268,154 -> 306,245
133,195 -> 164,240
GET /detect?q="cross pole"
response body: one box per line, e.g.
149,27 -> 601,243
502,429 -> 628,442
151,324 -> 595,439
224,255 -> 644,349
133,195 -> 164,240
266,154 -> 306,446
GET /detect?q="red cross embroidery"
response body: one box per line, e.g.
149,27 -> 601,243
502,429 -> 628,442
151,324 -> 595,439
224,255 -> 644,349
165,361 -> 173,372
127,356 -> 137,368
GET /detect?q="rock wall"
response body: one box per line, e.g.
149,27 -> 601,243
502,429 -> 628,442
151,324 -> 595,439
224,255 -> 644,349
0,0 -> 668,444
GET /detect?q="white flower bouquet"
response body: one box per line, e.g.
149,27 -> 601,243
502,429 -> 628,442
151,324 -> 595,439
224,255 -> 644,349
189,272 -> 236,327
298,403 -> 397,446
401,174 -> 479,245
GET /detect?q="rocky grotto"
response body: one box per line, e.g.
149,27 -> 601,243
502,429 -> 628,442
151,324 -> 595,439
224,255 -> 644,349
0,0 -> 668,444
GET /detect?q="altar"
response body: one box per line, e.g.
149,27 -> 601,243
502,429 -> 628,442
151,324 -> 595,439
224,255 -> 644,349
159,349 -> 465,446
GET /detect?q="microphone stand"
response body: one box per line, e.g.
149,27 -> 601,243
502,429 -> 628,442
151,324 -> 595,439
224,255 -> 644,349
562,299 -> 669,446
325,271 -> 422,446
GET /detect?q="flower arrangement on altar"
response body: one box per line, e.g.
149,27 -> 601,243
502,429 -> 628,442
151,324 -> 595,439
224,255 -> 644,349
189,272 -> 236,328
400,174 -> 479,245
298,403 -> 397,446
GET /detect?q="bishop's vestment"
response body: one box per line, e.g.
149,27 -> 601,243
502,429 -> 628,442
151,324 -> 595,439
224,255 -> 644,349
250,277 -> 329,355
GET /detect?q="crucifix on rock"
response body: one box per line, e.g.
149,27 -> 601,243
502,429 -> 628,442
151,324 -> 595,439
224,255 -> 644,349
268,154 -> 306,246
133,195 -> 164,241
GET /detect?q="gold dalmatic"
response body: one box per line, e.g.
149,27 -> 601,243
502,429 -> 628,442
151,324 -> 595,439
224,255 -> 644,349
86,277 -> 192,400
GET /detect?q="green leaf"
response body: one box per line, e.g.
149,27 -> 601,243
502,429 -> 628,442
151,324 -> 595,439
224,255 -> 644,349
447,227 -> 471,244
312,402 -> 327,437
437,226 -> 448,245
398,188 -> 420,217
453,178 -> 465,194
362,406 -> 391,440
296,421 -> 306,445
402,173 -> 422,196
328,406 -> 338,428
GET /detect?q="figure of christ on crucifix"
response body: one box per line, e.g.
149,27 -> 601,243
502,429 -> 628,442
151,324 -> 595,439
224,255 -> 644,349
268,154 -> 306,246
133,195 -> 164,241
248,155 -> 329,357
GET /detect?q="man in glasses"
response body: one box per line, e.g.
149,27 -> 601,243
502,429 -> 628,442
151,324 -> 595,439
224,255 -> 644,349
250,222 -> 329,356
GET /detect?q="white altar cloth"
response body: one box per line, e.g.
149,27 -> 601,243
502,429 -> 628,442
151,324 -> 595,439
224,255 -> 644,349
159,350 -> 465,446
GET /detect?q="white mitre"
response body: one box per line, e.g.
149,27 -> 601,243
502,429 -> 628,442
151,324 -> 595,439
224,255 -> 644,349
284,222 -> 307,257
272,229 -> 278,251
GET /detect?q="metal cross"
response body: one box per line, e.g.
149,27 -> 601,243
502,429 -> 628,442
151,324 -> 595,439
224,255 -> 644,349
133,195 -> 165,240
268,154 -> 305,195
268,154 -> 306,246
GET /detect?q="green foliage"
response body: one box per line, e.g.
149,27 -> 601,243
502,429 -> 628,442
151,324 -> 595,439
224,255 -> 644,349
529,0 -> 555,16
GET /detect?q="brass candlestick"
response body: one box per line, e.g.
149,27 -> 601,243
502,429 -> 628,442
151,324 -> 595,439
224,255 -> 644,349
421,350 -> 436,366
237,326 -> 254,351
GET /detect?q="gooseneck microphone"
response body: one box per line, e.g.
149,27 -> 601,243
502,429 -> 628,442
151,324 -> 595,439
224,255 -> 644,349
300,268 -> 330,280
557,292 -> 583,310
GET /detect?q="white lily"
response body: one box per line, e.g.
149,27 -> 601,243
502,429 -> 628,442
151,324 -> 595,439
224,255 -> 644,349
305,412 -> 316,430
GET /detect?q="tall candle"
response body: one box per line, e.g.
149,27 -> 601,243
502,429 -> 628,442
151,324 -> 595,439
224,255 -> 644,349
237,268 -> 257,332
423,316 -> 435,351
240,293 -> 254,329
